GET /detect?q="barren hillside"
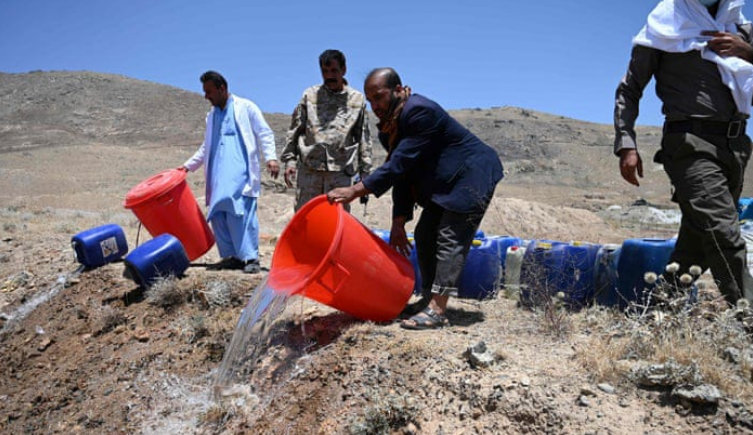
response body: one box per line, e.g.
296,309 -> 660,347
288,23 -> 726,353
2,71 -> 753,435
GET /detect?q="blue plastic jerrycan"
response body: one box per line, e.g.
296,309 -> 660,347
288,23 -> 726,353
71,224 -> 129,269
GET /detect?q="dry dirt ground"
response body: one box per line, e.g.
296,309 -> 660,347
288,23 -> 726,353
2,71 -> 753,435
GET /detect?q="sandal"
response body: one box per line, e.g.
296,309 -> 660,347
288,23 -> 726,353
399,297 -> 432,319
400,307 -> 449,330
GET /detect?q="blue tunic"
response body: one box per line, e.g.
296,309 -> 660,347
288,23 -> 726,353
205,96 -> 259,262
206,96 -> 250,220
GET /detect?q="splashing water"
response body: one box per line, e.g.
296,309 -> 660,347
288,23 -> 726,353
212,269 -> 304,400
0,265 -> 84,335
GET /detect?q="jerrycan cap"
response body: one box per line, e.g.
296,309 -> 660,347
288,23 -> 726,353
124,169 -> 187,209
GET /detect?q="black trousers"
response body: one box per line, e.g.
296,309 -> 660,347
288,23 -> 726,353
414,202 -> 486,298
655,130 -> 753,305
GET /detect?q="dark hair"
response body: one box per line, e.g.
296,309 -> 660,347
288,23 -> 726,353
365,67 -> 402,90
200,71 -> 228,90
319,49 -> 346,69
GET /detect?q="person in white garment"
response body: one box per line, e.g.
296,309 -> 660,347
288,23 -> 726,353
182,71 -> 279,273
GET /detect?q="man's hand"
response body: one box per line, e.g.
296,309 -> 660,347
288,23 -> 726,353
284,167 -> 296,188
619,148 -> 643,186
703,31 -> 753,62
326,186 -> 358,204
389,217 -> 411,258
327,181 -> 369,205
177,166 -> 188,172
267,160 -> 280,179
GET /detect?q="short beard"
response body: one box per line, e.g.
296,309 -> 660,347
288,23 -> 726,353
380,93 -> 401,122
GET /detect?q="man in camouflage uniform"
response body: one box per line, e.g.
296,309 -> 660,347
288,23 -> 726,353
281,49 -> 372,212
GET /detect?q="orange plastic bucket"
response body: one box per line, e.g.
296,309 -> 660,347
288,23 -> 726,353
124,169 -> 214,261
269,195 -> 414,321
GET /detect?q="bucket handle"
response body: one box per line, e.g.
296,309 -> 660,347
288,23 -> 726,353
313,258 -> 351,295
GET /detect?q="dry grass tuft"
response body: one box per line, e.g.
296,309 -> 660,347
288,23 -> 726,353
536,292 -> 573,337
347,391 -> 420,435
197,279 -> 233,308
389,336 -> 436,361
174,315 -> 209,343
145,275 -> 188,309
576,279 -> 753,400
94,306 -> 126,335
198,403 -> 237,433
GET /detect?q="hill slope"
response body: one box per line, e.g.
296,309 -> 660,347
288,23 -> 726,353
0,69 -> 692,209
2,71 -> 753,435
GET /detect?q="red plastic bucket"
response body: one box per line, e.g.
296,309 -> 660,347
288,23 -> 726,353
124,169 -> 214,261
269,195 -> 414,321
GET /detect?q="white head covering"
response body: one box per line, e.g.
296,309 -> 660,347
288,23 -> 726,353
633,0 -> 753,115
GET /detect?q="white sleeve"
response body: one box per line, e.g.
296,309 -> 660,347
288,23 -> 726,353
247,102 -> 277,163
184,112 -> 211,170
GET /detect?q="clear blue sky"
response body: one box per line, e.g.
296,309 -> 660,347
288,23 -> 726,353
2,0 -> 729,127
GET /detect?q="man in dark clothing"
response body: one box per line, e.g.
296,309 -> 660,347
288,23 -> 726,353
327,67 -> 504,329
615,0 -> 753,306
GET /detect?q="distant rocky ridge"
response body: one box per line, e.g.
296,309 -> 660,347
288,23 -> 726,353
0,70 -> 670,191
0,71 -> 209,152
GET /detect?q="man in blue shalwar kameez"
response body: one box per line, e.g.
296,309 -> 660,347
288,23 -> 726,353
182,71 -> 280,273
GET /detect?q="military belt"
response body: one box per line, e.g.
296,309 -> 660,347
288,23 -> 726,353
664,119 -> 746,139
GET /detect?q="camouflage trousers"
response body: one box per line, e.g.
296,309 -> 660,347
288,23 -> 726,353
295,167 -> 353,212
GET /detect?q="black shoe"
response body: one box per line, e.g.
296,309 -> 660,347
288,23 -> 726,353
242,259 -> 261,274
208,257 -> 244,271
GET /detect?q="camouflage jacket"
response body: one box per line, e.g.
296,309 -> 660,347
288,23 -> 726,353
281,84 -> 372,177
